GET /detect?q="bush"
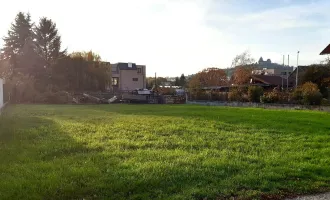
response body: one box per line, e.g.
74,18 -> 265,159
219,92 -> 228,101
303,91 -> 322,105
290,88 -> 303,104
228,87 -> 243,102
210,91 -> 228,101
194,91 -> 208,101
260,95 -> 270,103
159,88 -> 176,95
301,82 -> 322,105
260,90 -> 281,104
321,98 -> 330,106
290,82 -> 323,105
248,86 -> 263,102
5,74 -> 41,103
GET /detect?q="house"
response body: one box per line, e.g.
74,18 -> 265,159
320,44 -> 330,55
250,75 -> 289,90
252,57 -> 294,78
111,62 -> 146,91
288,65 -> 310,87
252,68 -> 292,78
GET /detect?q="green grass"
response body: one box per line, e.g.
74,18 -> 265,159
0,104 -> 330,200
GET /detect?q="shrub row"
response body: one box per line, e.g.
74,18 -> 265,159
189,82 -> 329,106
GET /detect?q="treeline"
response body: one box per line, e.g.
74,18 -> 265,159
146,74 -> 187,88
0,12 -> 111,103
187,51 -> 330,105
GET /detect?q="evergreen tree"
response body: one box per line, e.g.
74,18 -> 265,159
1,12 -> 33,71
179,74 -> 186,87
174,77 -> 180,86
34,17 -> 66,68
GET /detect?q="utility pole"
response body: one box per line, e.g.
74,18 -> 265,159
282,55 -> 284,91
287,54 -> 289,91
155,72 -> 157,89
296,51 -> 300,88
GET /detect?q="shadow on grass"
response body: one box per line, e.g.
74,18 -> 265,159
1,105 -> 330,199
0,112 -> 241,199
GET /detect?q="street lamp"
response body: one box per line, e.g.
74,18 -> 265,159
296,51 -> 300,88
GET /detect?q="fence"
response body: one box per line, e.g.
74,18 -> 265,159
187,100 -> 330,112
187,91 -> 229,102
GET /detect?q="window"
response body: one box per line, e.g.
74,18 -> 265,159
112,77 -> 119,86
133,78 -> 138,81
137,68 -> 142,73
281,72 -> 287,75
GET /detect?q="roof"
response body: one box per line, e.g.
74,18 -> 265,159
201,84 -> 270,90
116,62 -> 137,70
320,44 -> 330,55
251,75 -> 287,86
288,65 -> 310,79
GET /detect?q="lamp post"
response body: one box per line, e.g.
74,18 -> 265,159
296,51 -> 300,88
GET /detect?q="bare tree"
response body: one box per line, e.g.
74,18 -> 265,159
231,50 -> 255,68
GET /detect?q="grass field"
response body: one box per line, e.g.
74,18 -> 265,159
0,104 -> 330,200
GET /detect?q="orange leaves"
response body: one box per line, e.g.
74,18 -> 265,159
232,66 -> 253,85
189,68 -> 228,89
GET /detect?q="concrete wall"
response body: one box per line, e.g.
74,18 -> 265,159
0,78 -> 3,109
119,66 -> 146,90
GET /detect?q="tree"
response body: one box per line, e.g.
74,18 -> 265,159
1,12 -> 33,71
301,64 -> 330,98
16,36 -> 41,73
70,51 -> 101,62
179,74 -> 186,87
188,68 -> 228,89
232,66 -> 254,85
174,77 -> 180,86
248,86 -> 263,102
146,77 -> 167,88
34,17 -> 66,68
0,60 -> 11,79
66,51 -> 110,91
231,50 -> 255,68
301,82 -> 322,105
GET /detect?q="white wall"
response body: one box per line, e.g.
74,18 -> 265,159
0,78 -> 3,109
119,66 -> 146,90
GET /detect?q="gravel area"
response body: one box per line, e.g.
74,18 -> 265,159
286,193 -> 330,200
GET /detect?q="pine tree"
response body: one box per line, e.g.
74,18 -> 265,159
174,77 -> 180,86
179,74 -> 186,87
34,17 -> 66,67
1,12 -> 34,71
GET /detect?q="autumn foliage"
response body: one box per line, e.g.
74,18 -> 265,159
231,66 -> 254,85
188,68 -> 228,89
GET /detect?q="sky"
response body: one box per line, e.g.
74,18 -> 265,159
0,0 -> 330,77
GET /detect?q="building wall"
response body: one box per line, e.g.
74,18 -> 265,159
0,79 -> 3,109
253,68 -> 293,78
119,65 -> 146,90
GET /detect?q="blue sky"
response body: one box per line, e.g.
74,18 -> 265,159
0,0 -> 329,76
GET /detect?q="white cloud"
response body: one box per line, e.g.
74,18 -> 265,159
208,1 -> 330,31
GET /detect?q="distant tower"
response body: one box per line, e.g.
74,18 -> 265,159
258,57 -> 264,64
266,59 -> 271,63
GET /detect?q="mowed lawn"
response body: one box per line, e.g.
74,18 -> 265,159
0,105 -> 330,200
